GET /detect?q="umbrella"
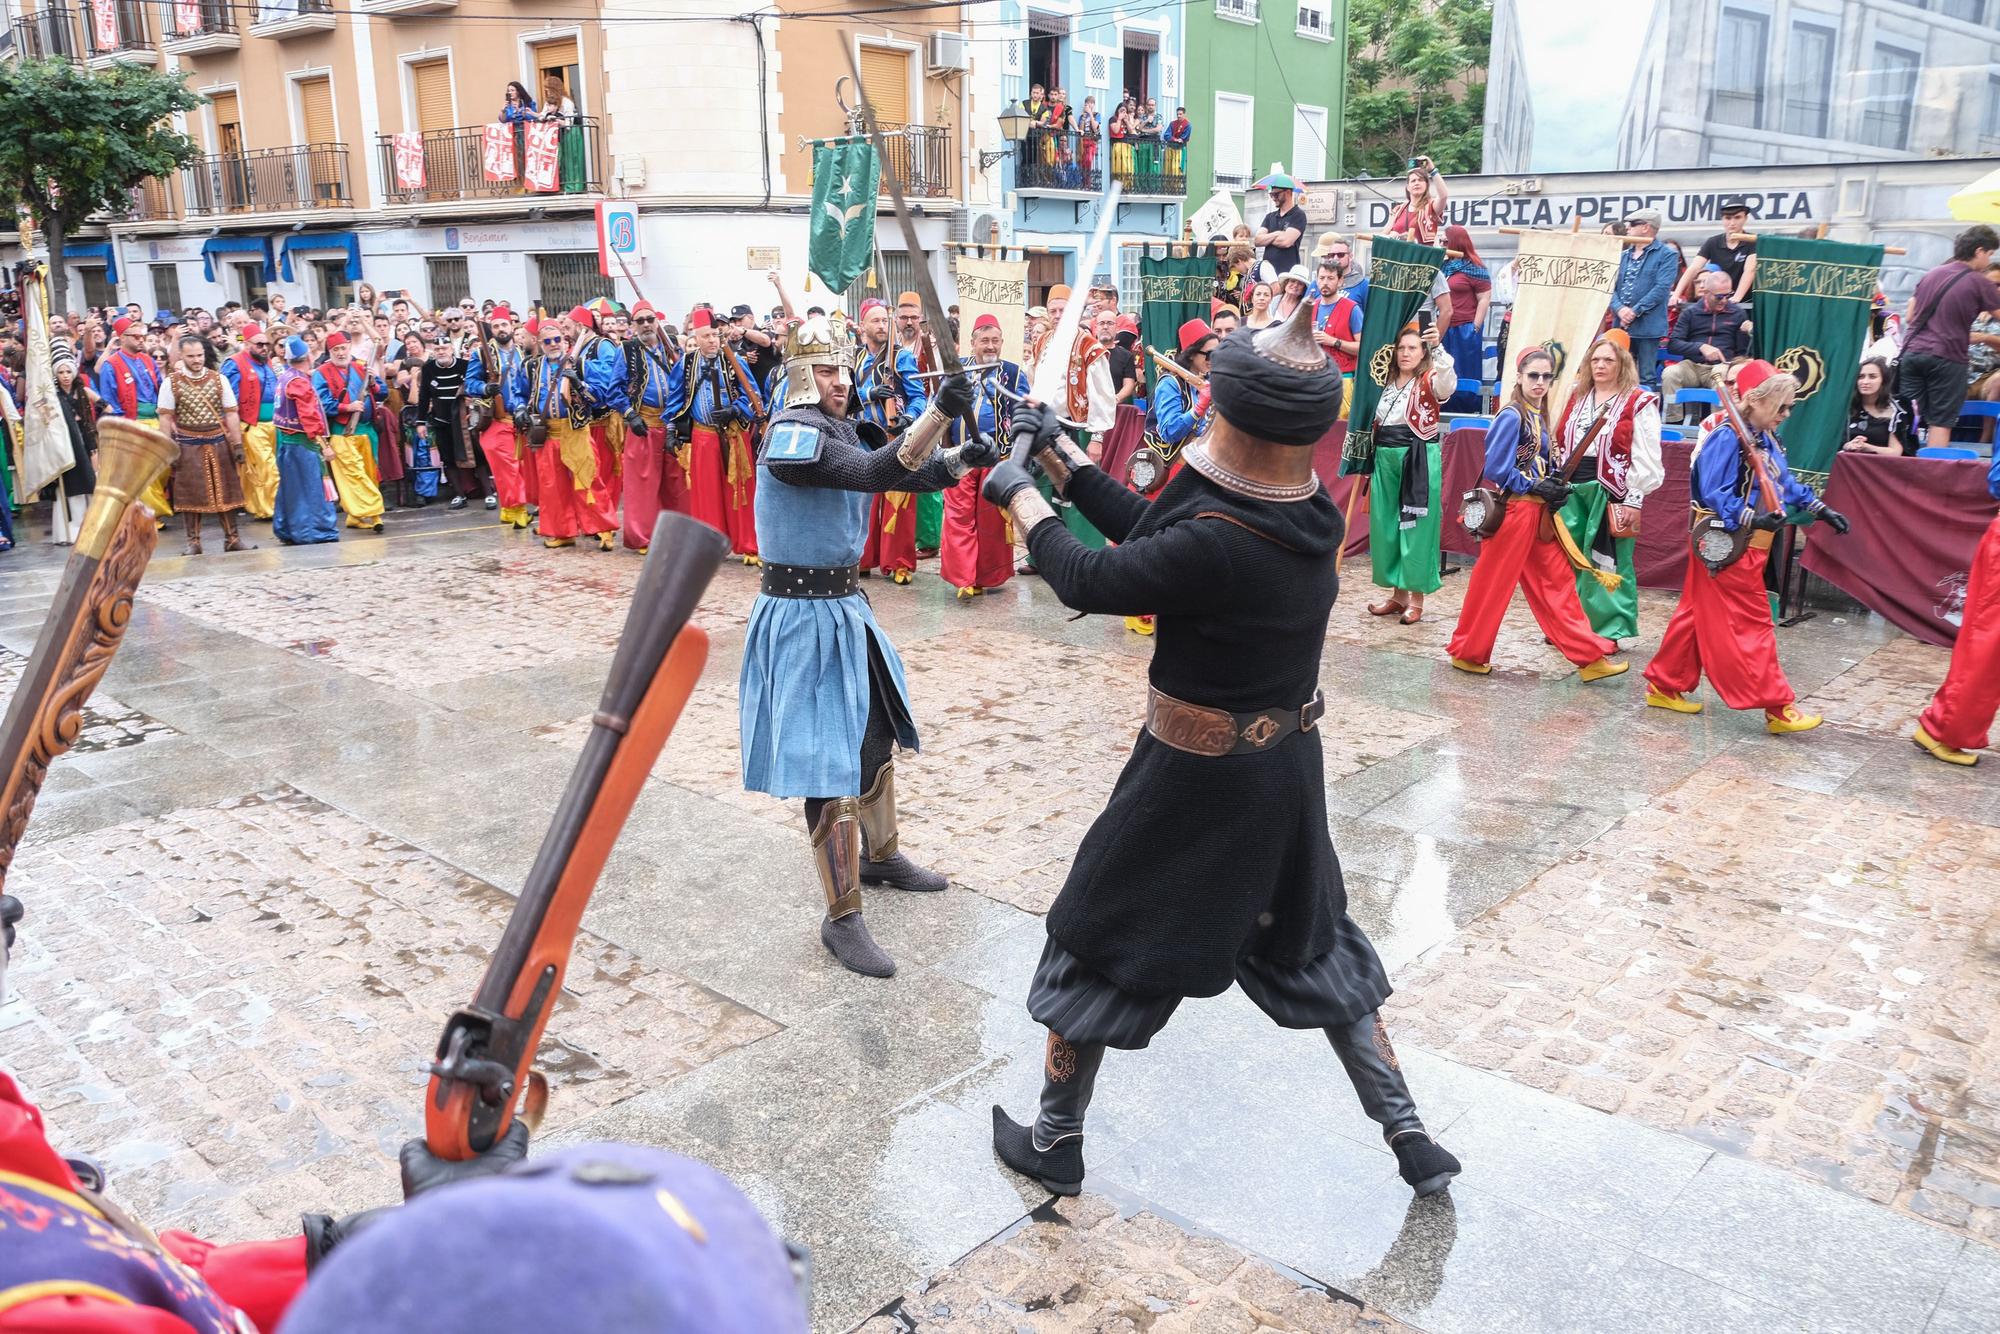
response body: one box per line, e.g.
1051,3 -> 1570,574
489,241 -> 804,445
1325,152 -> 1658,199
1254,171 -> 1301,192
1947,166 -> 2000,222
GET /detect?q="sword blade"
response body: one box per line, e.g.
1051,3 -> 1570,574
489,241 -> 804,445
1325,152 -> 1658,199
1026,182 -> 1122,411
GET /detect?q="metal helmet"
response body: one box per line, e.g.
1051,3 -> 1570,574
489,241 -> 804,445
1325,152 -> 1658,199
782,314 -> 856,409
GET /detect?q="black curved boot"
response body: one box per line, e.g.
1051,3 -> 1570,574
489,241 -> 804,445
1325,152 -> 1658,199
991,1033 -> 1102,1196
1391,1130 -> 1461,1197
858,761 -> 946,891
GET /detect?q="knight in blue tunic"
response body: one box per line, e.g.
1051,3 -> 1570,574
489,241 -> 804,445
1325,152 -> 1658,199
739,314 -> 994,977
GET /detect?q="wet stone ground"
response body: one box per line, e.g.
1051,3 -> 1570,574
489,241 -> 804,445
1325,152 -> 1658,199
1,503 -> 1996,1333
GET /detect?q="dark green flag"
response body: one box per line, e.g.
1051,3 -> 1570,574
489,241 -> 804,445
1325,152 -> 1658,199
1751,235 -> 1884,487
1138,248 -> 1214,394
808,139 -> 881,295
1343,235 -> 1447,476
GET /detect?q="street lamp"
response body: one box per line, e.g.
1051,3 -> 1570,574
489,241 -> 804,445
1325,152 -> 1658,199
979,100 -> 1035,171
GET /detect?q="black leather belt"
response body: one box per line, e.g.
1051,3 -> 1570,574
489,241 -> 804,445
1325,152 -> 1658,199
761,562 -> 861,599
1145,687 -> 1324,757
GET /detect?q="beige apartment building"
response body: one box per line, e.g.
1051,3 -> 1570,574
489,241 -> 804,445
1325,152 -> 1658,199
5,0 -> 1007,317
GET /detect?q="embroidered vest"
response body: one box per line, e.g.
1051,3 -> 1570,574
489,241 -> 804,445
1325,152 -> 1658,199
273,369 -> 308,435
1029,328 -> 1107,423
1558,387 -> 1655,500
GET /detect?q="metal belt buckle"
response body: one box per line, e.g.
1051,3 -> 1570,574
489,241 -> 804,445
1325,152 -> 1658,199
1300,691 -> 1324,733
1239,713 -> 1282,750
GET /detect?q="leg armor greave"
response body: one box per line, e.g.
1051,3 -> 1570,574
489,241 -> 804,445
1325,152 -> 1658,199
811,797 -> 863,920
857,761 -> 900,863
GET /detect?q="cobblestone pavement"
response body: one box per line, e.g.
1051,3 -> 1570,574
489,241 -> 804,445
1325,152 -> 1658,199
3,510 -> 1998,1334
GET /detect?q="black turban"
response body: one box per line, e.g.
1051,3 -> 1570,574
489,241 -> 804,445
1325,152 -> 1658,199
1208,323 -> 1342,447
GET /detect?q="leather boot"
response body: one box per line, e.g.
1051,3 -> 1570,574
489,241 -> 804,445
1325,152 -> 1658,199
857,761 -> 946,892
220,511 -> 256,552
992,1032 -> 1104,1196
811,798 -> 893,978
180,514 -> 203,556
1326,1013 -> 1459,1196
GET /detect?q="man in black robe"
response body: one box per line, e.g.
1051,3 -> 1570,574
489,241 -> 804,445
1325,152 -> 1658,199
981,298 -> 1461,1199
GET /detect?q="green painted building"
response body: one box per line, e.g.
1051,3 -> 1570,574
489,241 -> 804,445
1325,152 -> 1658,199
1179,0 -> 1349,211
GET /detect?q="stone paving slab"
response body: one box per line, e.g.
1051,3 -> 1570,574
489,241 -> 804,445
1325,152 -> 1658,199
140,547 -> 750,687
1798,634 -> 1952,738
855,1193 -> 1417,1333
1388,766 -> 2000,1247
4,787 -> 776,1239
0,644 -> 177,753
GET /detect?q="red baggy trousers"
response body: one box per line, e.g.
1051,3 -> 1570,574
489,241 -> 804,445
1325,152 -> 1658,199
1446,499 -> 1616,668
1919,514 -> 2000,752
1643,541 -> 1794,712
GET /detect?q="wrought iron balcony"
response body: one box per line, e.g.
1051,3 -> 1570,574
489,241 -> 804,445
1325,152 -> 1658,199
163,0 -> 238,54
10,5 -> 86,60
84,1 -> 156,65
100,174 -> 181,222
182,143 -> 353,217
376,119 -> 606,205
1016,128 -> 1102,194
808,122 -> 955,201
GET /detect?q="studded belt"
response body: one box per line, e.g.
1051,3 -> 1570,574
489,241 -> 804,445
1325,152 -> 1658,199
1144,686 -> 1324,757
761,562 -> 861,599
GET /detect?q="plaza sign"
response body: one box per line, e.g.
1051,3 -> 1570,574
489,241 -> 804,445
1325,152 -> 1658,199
1343,187 -> 1835,234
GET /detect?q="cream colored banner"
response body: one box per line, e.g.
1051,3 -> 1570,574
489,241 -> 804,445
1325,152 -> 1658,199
1497,230 -> 1624,404
952,253 -> 1030,364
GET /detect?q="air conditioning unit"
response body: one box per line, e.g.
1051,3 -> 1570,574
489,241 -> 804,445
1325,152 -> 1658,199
929,30 -> 969,72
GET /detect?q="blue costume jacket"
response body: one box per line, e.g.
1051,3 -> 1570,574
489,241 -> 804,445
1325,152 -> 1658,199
1481,404 -> 1554,494
957,360 -> 1027,448
1152,376 -> 1212,451
855,344 -> 926,432
664,350 -> 754,430
627,338 -> 678,411
465,342 -> 526,405
223,352 -> 278,419
1691,424 -> 1820,530
574,333 -> 630,415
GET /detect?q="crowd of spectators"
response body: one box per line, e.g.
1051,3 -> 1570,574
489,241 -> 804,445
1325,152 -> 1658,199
1022,82 -> 1190,190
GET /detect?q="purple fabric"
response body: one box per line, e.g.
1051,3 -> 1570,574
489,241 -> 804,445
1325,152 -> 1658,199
280,1144 -> 806,1334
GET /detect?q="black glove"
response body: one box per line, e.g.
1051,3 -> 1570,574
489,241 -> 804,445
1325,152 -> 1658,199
1751,510 -> 1787,532
982,458 -> 1039,509
933,373 -> 974,421
870,381 -> 900,404
711,405 -> 738,429
624,409 -> 648,438
511,411 -> 529,432
958,432 -> 1002,470
1815,505 -> 1851,535
1008,402 -> 1064,462
1528,477 -> 1571,507
302,1207 -> 394,1271
399,1118 -> 530,1200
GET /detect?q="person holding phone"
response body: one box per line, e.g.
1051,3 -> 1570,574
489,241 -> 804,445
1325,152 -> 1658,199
1389,157 -> 1447,246
1366,320 -> 1455,624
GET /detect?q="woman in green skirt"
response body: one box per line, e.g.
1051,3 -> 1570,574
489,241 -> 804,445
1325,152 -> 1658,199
1367,322 -> 1455,624
1552,331 -> 1663,642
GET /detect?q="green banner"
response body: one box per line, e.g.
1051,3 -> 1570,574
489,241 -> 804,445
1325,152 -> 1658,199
1138,249 -> 1214,395
1343,235 -> 1446,476
808,139 -> 881,295
1751,235 -> 1884,487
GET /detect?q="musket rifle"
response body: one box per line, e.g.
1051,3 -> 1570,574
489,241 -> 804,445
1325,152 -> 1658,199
0,421 -> 177,895
425,511 -> 729,1158
1144,345 -> 1207,388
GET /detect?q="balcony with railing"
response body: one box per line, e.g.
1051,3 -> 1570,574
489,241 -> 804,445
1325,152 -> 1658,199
10,4 -> 86,60
162,0 -> 238,54
182,144 -> 354,217
1017,128 -> 1102,194
872,123 -> 954,199
84,1 -> 156,66
376,119 -> 605,206
104,175 -> 181,222
1115,151 -> 1187,200
248,0 -> 334,37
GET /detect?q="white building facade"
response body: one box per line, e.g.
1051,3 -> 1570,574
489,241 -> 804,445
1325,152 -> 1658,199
1482,0 -> 1535,174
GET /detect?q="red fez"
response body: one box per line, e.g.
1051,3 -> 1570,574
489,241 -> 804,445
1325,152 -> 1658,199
630,301 -> 655,318
523,316 -> 541,337
241,322 -> 264,340
1177,318 -> 1215,353
324,331 -> 349,350
971,313 -> 1001,333
1735,359 -> 1780,396
113,316 -> 135,336
687,308 -> 714,330
857,298 -> 886,319
1116,313 -> 1140,337
489,305 -> 515,322
567,305 -> 596,330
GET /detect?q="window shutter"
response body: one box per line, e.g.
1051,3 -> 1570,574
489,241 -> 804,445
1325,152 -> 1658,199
411,58 -> 454,134
1162,57 -> 1180,99
1085,47 -> 1111,90
299,75 -> 335,146
533,37 -> 578,74
211,89 -> 240,141
1214,92 -> 1252,183
858,45 -> 911,124
1003,35 -> 1023,77
1291,106 -> 1325,180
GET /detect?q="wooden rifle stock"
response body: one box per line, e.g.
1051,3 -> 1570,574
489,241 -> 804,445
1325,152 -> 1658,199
425,511 -> 729,1159
0,420 -> 176,894
1713,383 -> 1785,514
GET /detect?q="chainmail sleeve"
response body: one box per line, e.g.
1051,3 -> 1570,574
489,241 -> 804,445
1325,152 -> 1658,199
763,412 -> 965,494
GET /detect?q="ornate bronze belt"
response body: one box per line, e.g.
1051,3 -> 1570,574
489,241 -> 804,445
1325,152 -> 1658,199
761,562 -> 861,599
1145,686 -> 1324,757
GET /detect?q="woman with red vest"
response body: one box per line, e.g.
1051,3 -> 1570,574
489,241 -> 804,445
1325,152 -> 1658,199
1365,322 -> 1454,624
1446,346 -> 1625,680
1552,330 -> 1663,641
